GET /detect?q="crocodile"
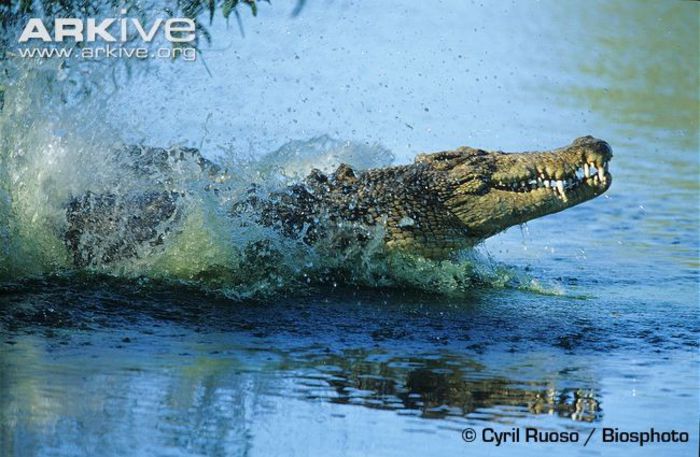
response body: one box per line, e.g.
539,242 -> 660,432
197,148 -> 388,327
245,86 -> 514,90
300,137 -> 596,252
64,136 -> 612,266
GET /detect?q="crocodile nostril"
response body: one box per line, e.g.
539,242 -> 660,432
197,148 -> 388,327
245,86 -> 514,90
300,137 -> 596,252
601,141 -> 613,157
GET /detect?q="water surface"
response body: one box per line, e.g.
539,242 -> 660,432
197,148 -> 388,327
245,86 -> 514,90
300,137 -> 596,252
1,1 -> 698,456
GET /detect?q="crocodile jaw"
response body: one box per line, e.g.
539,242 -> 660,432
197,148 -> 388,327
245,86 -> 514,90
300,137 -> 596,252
445,136 -> 613,241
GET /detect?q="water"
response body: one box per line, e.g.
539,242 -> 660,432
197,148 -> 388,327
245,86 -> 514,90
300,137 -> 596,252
1,1 -> 698,456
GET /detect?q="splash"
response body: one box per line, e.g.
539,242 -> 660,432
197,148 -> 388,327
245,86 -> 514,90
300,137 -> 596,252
0,35 -> 535,299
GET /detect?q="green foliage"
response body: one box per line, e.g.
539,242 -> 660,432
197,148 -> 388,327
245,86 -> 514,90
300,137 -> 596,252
0,0 -> 304,101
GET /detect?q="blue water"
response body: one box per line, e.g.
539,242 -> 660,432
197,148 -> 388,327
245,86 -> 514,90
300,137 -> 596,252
1,1 -> 698,456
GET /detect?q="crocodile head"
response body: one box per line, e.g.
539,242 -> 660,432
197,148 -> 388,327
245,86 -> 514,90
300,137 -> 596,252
417,136 -> 613,242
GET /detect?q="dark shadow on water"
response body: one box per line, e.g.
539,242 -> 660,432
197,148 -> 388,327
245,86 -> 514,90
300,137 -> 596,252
2,275 -> 696,353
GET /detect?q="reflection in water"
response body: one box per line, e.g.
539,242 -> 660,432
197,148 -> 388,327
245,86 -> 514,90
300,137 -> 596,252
295,352 -> 600,422
0,338 -> 601,456
0,281 -> 611,456
1,338 -> 255,457
0,266 -> 697,456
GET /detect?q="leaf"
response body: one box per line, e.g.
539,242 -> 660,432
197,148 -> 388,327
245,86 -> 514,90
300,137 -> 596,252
291,0 -> 305,17
244,0 -> 257,16
208,0 -> 215,24
199,24 -> 212,45
234,8 -> 244,37
19,0 -> 34,14
221,0 -> 238,19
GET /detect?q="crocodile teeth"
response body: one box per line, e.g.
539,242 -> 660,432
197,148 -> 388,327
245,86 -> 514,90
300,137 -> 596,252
556,180 -> 567,201
496,156 -> 610,193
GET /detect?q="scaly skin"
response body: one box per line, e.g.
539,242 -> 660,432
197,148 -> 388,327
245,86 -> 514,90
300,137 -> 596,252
65,136 -> 612,266
240,135 -> 613,259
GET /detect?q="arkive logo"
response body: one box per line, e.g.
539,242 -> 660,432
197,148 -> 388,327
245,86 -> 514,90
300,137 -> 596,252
18,10 -> 195,43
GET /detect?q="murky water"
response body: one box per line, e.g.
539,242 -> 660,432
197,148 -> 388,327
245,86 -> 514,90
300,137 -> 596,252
1,1 -> 698,456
